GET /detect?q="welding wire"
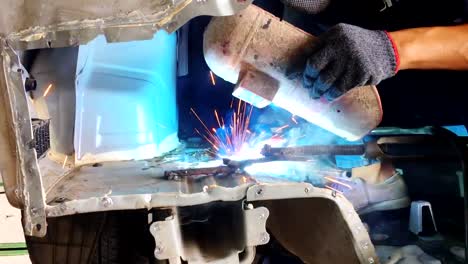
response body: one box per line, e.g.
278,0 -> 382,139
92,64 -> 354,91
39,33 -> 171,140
210,71 -> 216,86
324,176 -> 353,190
325,185 -> 344,195
43,84 -> 53,97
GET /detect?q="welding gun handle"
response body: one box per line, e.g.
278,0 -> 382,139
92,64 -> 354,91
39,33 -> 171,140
262,144 -> 366,157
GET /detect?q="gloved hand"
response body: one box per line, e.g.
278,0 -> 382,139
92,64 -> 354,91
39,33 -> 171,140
281,0 -> 331,14
289,23 -> 400,101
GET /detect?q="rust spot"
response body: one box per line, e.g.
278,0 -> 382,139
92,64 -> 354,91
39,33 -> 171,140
221,41 -> 231,56
262,19 -> 272,30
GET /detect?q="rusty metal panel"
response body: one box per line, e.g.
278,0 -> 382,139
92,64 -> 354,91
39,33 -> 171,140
0,0 -> 253,50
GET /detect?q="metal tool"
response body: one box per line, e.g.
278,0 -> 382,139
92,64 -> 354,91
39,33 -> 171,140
261,135 -> 460,161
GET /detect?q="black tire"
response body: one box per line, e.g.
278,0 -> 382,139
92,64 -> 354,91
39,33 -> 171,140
92,211 -> 157,264
26,212 -> 107,264
27,211 -> 161,264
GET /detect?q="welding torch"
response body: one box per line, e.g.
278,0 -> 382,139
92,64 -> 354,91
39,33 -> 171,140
223,134 -> 463,169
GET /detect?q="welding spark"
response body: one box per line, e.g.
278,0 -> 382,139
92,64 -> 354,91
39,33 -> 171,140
209,71 -> 216,86
324,176 -> 353,190
325,185 -> 344,195
291,115 -> 298,125
43,84 -> 53,97
191,98 -> 305,159
62,155 -> 68,169
191,100 -> 256,157
274,125 -> 289,133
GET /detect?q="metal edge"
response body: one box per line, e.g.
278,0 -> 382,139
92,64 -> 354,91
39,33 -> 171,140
0,40 -> 22,208
2,47 -> 47,237
46,184 -> 253,217
6,0 -> 253,51
245,183 -> 379,264
162,0 -> 254,33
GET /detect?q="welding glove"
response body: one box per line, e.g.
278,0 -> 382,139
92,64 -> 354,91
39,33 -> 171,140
288,23 -> 400,101
281,0 -> 331,14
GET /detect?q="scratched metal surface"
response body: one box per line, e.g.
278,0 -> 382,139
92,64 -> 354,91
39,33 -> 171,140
204,4 -> 383,140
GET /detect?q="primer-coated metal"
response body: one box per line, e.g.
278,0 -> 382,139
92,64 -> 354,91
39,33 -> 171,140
1,46 -> 47,237
149,205 -> 269,263
0,0 -> 253,237
1,0 -> 253,50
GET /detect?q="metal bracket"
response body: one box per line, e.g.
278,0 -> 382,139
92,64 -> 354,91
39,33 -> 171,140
149,205 -> 269,263
244,206 -> 270,247
150,214 -> 183,263
2,46 -> 47,237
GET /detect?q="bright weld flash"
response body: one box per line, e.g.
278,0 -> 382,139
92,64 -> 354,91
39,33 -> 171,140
43,84 -> 53,97
210,71 -> 216,86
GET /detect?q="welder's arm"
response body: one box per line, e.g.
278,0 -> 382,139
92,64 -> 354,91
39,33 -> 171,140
293,24 -> 468,101
389,24 -> 468,70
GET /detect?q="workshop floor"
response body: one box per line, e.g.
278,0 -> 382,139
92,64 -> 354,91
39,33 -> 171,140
0,181 -> 31,264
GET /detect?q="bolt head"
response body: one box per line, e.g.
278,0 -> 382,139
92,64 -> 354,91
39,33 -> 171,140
155,245 -> 164,255
256,188 -> 263,196
101,197 -> 113,207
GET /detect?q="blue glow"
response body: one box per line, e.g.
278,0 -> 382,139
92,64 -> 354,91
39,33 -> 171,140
75,31 -> 179,162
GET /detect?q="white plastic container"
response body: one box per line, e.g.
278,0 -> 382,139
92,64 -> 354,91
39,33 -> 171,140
75,31 -> 179,164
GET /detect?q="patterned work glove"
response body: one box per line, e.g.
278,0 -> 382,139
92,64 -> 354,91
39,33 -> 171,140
281,0 -> 331,14
289,23 -> 400,101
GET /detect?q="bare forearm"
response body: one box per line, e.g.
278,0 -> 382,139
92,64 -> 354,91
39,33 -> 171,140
388,24 -> 468,70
